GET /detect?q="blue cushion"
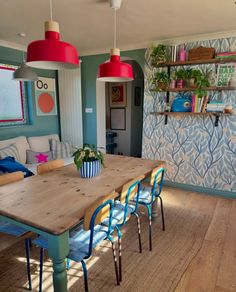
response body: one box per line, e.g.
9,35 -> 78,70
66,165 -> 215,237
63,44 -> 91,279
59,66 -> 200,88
102,200 -> 135,228
0,156 -> 34,178
134,188 -> 152,204
33,224 -> 110,262
0,220 -> 28,236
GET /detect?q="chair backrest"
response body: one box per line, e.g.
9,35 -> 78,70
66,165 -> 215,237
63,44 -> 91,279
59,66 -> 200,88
83,191 -> 116,257
0,171 -> 24,186
37,159 -> 64,175
118,175 -> 144,225
83,191 -> 116,231
150,166 -> 164,186
150,166 -> 165,199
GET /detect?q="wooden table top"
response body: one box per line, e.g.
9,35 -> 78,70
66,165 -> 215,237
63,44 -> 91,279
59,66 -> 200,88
0,155 -> 164,235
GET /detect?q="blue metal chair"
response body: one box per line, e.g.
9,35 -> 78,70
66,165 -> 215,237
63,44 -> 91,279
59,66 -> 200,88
135,166 -> 165,251
33,192 -> 119,292
0,171 -> 32,290
102,175 -> 144,282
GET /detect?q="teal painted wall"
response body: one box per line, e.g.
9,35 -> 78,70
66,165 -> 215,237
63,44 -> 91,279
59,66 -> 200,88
81,48 -> 146,145
0,46 -> 60,140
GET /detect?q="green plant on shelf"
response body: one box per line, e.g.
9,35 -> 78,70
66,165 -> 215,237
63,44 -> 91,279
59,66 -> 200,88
150,44 -> 170,66
152,71 -> 170,91
175,68 -> 187,80
194,72 -> 210,98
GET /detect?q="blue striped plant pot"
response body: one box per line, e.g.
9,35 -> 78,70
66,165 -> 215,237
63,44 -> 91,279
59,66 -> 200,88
80,160 -> 101,178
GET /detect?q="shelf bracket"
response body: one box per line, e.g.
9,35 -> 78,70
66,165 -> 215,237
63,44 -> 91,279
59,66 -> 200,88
164,114 -> 168,125
215,115 -> 219,127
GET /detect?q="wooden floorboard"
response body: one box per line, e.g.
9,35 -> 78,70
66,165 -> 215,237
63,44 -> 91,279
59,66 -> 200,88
0,187 -> 235,292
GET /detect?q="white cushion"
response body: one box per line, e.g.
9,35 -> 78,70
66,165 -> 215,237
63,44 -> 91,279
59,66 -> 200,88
27,134 -> 60,152
0,136 -> 30,164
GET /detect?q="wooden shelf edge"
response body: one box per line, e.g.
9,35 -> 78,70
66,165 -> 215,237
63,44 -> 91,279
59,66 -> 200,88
150,86 -> 236,92
153,58 -> 236,67
150,112 -> 233,116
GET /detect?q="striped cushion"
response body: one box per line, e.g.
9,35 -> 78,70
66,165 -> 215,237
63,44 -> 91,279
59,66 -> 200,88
0,144 -> 20,161
51,139 -> 72,159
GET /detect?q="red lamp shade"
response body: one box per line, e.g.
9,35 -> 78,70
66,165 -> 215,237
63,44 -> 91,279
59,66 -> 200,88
26,21 -> 79,70
97,48 -> 134,82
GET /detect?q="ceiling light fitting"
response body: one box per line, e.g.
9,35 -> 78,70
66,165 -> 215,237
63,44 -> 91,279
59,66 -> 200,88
13,34 -> 38,82
26,0 -> 79,70
97,0 -> 134,82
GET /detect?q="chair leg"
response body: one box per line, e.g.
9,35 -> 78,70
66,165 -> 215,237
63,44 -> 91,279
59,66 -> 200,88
66,258 -> 71,270
118,236 -> 122,282
39,248 -> 44,292
24,238 -> 32,291
111,241 -> 120,286
134,212 -> 142,253
81,260 -> 89,292
147,207 -> 152,251
159,196 -> 165,231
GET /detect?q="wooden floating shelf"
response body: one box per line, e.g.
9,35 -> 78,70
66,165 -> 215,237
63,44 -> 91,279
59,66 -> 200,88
150,86 -> 236,93
150,112 -> 232,127
150,112 -> 231,116
154,58 -> 236,67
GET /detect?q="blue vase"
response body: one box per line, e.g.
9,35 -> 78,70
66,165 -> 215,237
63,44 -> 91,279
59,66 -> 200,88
80,160 -> 101,178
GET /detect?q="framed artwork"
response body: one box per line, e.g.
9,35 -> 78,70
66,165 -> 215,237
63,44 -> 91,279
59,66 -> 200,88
0,64 -> 25,124
110,108 -> 126,130
35,77 -> 57,116
109,83 -> 127,107
134,86 -> 142,106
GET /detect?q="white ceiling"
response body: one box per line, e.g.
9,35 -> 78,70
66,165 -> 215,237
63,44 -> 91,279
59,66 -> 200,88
0,0 -> 236,56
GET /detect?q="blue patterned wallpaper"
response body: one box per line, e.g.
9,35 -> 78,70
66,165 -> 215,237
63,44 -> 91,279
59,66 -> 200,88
142,37 -> 236,193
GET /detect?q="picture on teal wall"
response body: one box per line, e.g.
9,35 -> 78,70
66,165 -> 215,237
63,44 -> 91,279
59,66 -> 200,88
0,64 -> 25,124
35,77 -> 57,116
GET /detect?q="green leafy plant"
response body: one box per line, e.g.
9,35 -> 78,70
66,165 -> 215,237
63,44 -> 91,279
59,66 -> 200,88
73,144 -> 104,170
152,71 -> 170,91
175,68 -> 187,80
195,73 -> 210,98
150,44 -> 170,65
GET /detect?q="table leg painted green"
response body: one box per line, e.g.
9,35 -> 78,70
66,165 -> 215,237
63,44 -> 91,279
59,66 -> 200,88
48,232 -> 69,292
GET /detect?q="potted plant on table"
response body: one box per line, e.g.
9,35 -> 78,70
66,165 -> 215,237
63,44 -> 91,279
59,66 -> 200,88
73,145 -> 104,178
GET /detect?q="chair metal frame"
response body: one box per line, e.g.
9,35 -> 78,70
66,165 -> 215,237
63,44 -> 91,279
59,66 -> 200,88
138,167 -> 165,251
0,171 -> 32,290
37,198 -> 119,292
113,179 -> 142,282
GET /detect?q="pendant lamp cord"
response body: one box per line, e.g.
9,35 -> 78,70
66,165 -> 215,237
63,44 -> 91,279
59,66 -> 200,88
113,8 -> 117,48
50,0 -> 53,20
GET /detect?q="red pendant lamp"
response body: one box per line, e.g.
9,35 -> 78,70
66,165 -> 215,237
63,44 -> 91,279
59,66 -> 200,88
97,0 -> 133,82
26,0 -> 79,70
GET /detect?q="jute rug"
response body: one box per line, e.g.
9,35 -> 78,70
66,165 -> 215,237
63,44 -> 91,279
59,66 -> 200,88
0,203 -> 211,292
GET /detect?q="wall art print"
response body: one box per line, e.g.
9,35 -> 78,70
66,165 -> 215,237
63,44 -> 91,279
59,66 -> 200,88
35,77 -> 57,116
109,83 -> 127,107
142,37 -> 236,193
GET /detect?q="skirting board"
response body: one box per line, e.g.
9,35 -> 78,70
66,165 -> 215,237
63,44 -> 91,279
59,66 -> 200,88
164,181 -> 236,200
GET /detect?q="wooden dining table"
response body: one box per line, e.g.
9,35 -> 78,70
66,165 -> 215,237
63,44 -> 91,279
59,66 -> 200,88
0,154 -> 164,292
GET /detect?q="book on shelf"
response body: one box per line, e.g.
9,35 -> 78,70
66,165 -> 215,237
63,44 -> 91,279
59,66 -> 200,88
215,52 -> 236,59
206,102 -> 225,113
191,95 -> 209,113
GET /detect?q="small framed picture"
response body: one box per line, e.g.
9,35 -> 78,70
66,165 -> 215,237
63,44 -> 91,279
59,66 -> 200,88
109,83 -> 127,107
110,108 -> 126,130
134,86 -> 141,106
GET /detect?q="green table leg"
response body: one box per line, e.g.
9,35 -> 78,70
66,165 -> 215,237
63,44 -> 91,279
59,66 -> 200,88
48,232 -> 69,292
